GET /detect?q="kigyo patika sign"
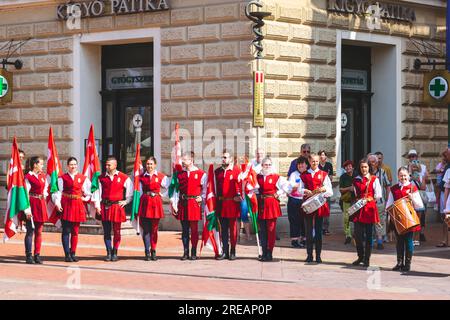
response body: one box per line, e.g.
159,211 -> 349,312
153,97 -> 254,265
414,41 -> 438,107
342,69 -> 368,91
106,67 -> 153,90
57,0 -> 170,20
327,0 -> 416,23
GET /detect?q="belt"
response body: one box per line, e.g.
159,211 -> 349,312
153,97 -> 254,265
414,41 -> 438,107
144,192 -> 160,197
261,194 -> 277,199
218,196 -> 235,201
181,194 -> 200,200
62,192 -> 81,199
102,199 -> 122,206
29,193 -> 44,200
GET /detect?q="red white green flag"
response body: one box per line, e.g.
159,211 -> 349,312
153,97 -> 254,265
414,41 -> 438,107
131,144 -> 143,234
3,137 -> 31,242
46,127 -> 63,227
82,124 -> 101,217
200,164 -> 222,257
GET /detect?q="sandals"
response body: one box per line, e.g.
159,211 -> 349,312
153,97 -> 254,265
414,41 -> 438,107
436,242 -> 447,248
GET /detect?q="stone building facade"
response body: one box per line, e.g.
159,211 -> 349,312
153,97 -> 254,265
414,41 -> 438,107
0,0 -> 447,217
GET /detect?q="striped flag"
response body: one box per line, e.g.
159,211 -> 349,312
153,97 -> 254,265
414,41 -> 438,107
46,127 -> 63,227
131,144 -> 142,234
82,124 -> 101,217
3,137 -> 31,242
200,164 -> 222,257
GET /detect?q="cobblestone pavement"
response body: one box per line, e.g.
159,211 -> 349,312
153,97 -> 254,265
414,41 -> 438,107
1,222 -> 449,300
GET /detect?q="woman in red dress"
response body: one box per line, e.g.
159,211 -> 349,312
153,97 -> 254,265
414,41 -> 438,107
24,156 -> 48,264
256,157 -> 288,262
138,156 -> 170,261
52,157 -> 92,262
351,158 -> 382,267
386,167 -> 424,272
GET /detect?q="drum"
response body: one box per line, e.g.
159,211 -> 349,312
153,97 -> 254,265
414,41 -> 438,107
386,197 -> 420,235
347,199 -> 367,220
302,193 -> 326,214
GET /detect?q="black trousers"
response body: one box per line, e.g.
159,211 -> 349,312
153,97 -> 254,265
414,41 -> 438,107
304,214 -> 323,256
287,197 -> 305,238
354,222 -> 373,260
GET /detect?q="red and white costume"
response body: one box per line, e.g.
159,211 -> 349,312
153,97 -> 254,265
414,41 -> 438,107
300,168 -> 333,217
25,171 -> 49,255
386,181 -> 424,233
352,175 -> 382,224
138,170 -> 170,251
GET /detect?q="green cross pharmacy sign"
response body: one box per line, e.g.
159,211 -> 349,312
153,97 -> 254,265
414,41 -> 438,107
0,75 -> 8,98
429,76 -> 448,100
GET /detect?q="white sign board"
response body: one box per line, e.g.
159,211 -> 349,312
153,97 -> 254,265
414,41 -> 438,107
342,69 -> 368,91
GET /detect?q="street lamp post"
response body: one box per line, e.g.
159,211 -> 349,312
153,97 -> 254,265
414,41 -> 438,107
245,0 -> 271,151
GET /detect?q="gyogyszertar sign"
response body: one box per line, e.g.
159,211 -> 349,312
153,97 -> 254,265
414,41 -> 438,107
57,0 -> 169,20
327,0 -> 416,23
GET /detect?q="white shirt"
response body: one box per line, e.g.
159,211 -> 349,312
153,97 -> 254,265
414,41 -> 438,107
385,181 -> 424,211
51,172 -> 92,208
287,170 -> 305,199
306,168 -> 333,198
353,175 -> 382,201
94,171 -> 134,210
25,171 -> 49,198
443,168 -> 450,189
250,159 -> 263,175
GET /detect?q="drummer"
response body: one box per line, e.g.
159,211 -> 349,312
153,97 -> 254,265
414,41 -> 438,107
351,158 -> 382,267
386,167 -> 424,272
301,153 -> 333,263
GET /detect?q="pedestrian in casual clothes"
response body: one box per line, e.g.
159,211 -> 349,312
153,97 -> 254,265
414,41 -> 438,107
409,160 -> 427,246
339,160 -> 355,245
287,156 -> 308,248
318,150 -> 333,236
437,150 -> 450,247
368,154 -> 391,250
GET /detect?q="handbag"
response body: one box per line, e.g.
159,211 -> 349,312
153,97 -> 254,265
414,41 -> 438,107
425,181 -> 436,204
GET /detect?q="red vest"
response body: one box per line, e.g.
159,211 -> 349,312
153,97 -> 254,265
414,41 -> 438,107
99,172 -> 128,201
301,170 -> 330,217
256,173 -> 282,219
352,176 -> 379,224
391,183 -> 418,201
176,169 -> 205,221
215,165 -> 241,218
140,172 -> 166,193
62,173 -> 86,196
25,172 -> 48,223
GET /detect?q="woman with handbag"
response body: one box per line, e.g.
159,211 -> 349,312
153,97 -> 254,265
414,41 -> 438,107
386,167 -> 424,272
351,158 -> 382,267
409,160 -> 427,245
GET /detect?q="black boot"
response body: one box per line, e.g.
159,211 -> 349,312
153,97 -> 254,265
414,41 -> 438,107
229,248 -> 236,260
352,246 -> 364,266
65,253 -> 73,262
305,246 -> 314,262
70,252 -> 79,263
402,252 -> 412,272
263,250 -> 273,262
104,249 -> 112,262
315,239 -> 322,263
26,253 -> 35,264
181,248 -> 189,261
190,247 -> 197,260
258,247 -> 267,261
111,248 -> 118,262
363,243 -> 371,267
392,253 -> 404,271
34,254 -> 43,264
145,251 -> 151,261
151,250 -> 157,261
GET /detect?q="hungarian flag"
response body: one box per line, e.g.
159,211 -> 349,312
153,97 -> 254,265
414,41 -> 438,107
171,123 -> 181,169
3,137 -> 31,242
82,124 -> 101,217
47,127 -> 63,227
239,163 -> 261,256
131,144 -> 142,234
200,164 -> 222,257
